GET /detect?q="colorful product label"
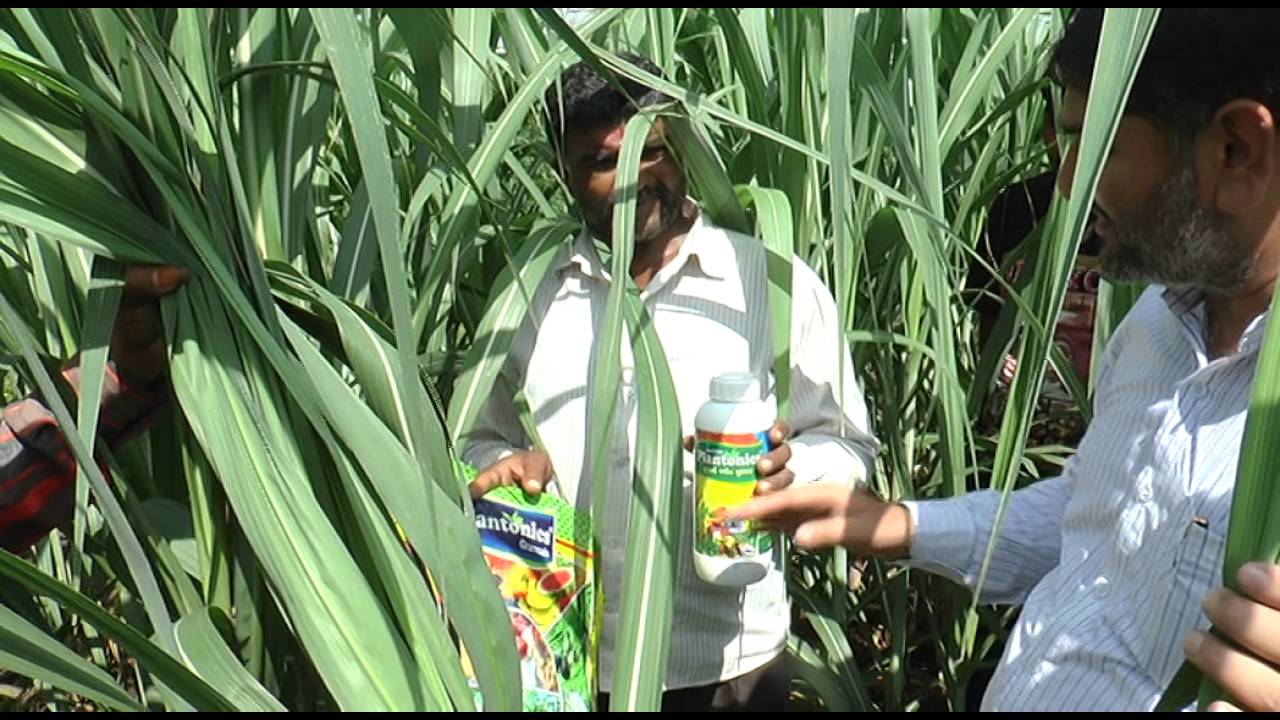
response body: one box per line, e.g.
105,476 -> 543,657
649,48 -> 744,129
694,430 -> 773,559
463,480 -> 597,712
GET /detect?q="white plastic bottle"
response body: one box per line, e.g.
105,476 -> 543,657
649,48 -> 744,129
693,372 -> 777,587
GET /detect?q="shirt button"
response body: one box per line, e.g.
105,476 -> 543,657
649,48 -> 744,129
1137,481 -> 1154,503
1135,467 -> 1155,502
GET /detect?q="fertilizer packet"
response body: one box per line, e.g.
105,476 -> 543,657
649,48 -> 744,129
461,478 -> 599,712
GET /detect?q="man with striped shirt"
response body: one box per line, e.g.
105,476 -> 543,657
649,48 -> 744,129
460,54 -> 879,710
736,9 -> 1280,712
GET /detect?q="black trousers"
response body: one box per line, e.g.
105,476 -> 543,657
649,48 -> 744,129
596,653 -> 790,712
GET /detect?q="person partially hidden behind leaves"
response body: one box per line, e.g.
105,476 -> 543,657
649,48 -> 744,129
735,8 -> 1280,712
0,265 -> 187,553
458,53 -> 879,711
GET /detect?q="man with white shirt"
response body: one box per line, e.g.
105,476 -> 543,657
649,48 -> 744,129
459,53 -> 879,710
735,8 -> 1280,712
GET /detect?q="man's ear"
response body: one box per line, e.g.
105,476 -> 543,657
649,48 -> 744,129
1204,99 -> 1276,217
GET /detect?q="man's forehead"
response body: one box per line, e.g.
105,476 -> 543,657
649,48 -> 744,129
573,118 -> 664,154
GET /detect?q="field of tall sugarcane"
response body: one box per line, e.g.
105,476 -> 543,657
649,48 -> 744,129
7,6 -> 1274,713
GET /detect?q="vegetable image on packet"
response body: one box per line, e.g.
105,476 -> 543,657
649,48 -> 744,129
457,463 -> 600,712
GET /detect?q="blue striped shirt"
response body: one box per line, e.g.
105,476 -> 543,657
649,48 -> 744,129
906,285 -> 1267,711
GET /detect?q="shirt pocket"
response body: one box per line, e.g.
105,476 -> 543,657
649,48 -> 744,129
1134,518 -> 1226,686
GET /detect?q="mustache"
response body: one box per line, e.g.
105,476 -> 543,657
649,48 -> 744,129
615,185 -> 669,207
637,186 -> 665,205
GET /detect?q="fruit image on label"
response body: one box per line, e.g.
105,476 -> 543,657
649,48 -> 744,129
464,485 -> 597,712
694,430 -> 773,558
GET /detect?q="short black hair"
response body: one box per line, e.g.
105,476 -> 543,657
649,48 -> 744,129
1052,9 -> 1280,138
543,52 -> 672,158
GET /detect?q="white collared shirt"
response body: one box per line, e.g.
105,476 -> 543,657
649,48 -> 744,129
462,211 -> 878,690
